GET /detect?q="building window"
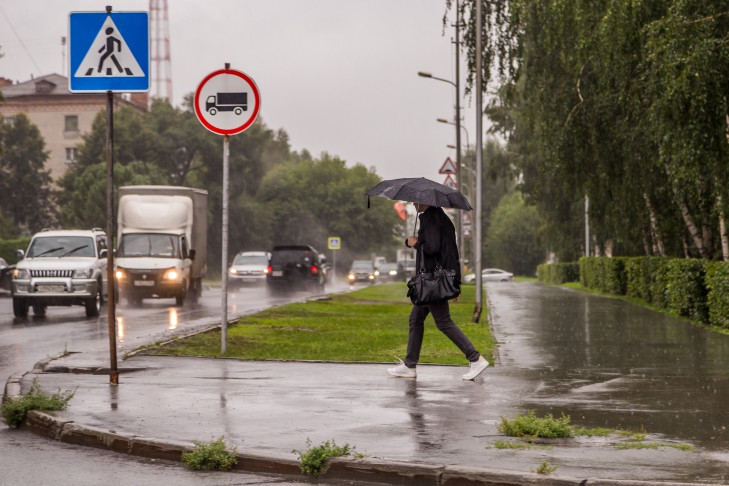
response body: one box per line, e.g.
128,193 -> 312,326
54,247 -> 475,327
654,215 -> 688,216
65,147 -> 77,164
64,115 -> 79,137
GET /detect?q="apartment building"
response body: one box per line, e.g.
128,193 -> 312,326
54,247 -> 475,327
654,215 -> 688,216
0,73 -> 147,182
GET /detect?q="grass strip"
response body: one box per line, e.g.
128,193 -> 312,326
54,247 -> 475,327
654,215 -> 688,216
141,283 -> 495,365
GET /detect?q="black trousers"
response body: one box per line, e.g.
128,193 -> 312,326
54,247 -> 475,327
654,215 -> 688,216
404,299 -> 480,368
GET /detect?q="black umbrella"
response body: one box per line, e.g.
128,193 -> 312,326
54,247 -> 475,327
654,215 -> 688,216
366,177 -> 472,210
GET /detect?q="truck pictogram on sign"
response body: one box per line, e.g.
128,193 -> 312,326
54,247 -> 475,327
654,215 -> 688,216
206,92 -> 248,116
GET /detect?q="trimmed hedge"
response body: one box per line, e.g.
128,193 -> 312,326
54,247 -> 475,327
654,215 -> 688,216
706,262 -> 729,329
536,262 -> 579,284
0,238 -> 30,264
541,257 -> 729,329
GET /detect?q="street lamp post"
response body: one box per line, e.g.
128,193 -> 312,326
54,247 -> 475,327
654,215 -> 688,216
418,34 -> 464,273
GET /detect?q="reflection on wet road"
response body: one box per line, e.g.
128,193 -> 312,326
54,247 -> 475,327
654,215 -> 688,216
488,282 -> 729,450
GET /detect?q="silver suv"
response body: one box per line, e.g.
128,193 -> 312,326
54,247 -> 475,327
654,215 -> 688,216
11,229 -> 108,318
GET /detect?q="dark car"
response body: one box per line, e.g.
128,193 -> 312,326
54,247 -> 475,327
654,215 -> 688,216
266,245 -> 327,293
347,260 -> 376,285
378,262 -> 405,282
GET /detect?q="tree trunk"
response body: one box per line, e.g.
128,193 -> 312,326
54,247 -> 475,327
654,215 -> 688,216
665,164 -> 710,258
718,193 -> 729,261
643,193 -> 665,256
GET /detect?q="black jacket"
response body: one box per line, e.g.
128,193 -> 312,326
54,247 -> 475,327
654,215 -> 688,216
411,207 -> 460,279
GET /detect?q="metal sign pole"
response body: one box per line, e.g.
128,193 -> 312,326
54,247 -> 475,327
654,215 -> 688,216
221,132 -> 229,354
105,87 -> 119,384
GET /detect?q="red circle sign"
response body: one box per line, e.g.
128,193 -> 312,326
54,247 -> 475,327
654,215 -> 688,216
194,69 -> 261,135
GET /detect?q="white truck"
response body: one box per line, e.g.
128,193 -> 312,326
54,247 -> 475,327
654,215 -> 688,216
115,186 -> 207,306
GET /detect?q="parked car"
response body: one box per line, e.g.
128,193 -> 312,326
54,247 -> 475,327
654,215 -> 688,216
228,251 -> 270,287
347,260 -> 376,285
463,268 -> 514,284
398,259 -> 416,280
378,262 -> 405,282
266,245 -> 327,293
11,228 -> 109,317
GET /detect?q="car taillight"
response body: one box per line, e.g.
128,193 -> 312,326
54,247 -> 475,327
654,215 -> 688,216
266,265 -> 272,275
311,265 -> 319,275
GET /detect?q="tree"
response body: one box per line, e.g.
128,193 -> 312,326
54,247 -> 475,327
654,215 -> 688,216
257,154 -> 398,262
0,113 -> 55,233
56,161 -> 167,229
455,0 -> 729,261
484,191 -> 546,275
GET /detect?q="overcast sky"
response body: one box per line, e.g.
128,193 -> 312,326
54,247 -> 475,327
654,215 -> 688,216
0,0 -> 480,183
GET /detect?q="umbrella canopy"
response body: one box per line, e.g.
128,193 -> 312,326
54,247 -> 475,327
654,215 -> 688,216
366,177 -> 472,210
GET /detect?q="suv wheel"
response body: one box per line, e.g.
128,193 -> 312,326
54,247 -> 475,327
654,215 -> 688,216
32,303 -> 47,317
85,282 -> 103,317
13,298 -> 29,318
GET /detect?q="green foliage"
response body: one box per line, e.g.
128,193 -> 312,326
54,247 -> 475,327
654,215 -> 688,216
142,283 -> 495,365
454,0 -> 729,261
0,113 -> 56,233
535,461 -> 558,475
0,237 -> 30,264
1,379 -> 75,428
537,262 -> 579,284
706,262 -> 729,328
293,439 -> 353,477
497,411 -> 573,439
181,436 -> 238,471
56,161 -> 167,229
258,155 -> 401,262
484,192 -> 546,276
665,259 -> 707,322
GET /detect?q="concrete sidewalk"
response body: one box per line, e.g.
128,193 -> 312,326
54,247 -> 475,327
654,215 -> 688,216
5,283 -> 729,485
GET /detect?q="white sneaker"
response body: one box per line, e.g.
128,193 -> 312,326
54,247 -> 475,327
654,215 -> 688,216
462,356 -> 489,380
387,358 -> 416,378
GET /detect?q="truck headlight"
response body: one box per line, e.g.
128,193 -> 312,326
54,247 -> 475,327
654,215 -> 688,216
164,268 -> 179,281
73,268 -> 93,279
13,268 -> 30,279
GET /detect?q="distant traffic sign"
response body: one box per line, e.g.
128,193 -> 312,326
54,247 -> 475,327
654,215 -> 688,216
328,237 -> 341,250
69,11 -> 149,92
439,157 -> 457,174
194,69 -> 261,135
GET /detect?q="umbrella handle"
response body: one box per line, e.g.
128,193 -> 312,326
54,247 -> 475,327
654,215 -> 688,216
412,213 -> 419,237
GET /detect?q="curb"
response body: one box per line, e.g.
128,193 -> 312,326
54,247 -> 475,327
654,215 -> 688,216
14,407 -> 713,486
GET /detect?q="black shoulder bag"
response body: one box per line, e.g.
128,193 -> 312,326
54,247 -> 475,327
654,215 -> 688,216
406,246 -> 461,305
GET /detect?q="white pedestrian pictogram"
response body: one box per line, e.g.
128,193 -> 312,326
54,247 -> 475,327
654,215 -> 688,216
74,16 -> 144,78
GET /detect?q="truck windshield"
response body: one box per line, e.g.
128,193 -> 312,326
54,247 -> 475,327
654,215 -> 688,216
118,234 -> 180,258
27,236 -> 95,258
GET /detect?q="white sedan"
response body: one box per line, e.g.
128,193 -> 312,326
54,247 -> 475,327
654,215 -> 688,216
463,268 -> 514,283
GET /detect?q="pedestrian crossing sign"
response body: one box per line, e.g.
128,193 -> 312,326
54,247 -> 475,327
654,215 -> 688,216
69,11 -> 149,92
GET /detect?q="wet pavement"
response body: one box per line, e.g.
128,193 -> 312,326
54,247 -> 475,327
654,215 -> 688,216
6,282 -> 729,484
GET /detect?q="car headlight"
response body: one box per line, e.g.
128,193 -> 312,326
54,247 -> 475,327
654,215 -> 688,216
347,273 -> 355,281
163,268 -> 179,281
73,268 -> 93,279
115,268 -> 126,280
13,268 -> 30,279
229,268 -> 238,275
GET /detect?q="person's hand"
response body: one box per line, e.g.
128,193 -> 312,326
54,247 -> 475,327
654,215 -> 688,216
452,296 -> 459,303
406,236 -> 418,247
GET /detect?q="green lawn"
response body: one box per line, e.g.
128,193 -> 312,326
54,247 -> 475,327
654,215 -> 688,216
140,283 -> 495,365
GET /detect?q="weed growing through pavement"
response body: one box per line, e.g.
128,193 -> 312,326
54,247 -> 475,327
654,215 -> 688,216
181,436 -> 238,471
497,410 -> 573,439
535,461 -> 558,475
1,379 -> 75,428
493,441 -> 553,450
293,439 -> 356,477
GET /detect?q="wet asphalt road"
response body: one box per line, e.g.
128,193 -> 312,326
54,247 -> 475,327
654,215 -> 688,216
488,283 -> 729,450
